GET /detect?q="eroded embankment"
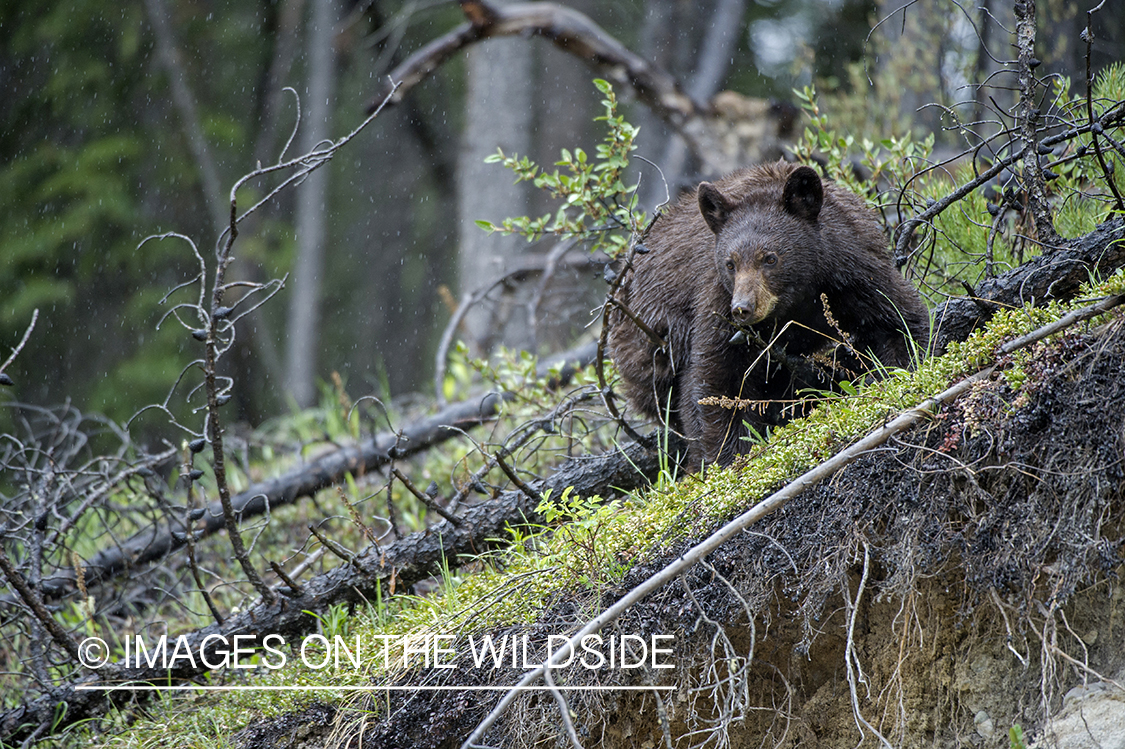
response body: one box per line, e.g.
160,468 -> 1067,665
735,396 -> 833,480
238,315 -> 1125,749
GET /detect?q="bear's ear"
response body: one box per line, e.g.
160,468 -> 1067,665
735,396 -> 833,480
698,182 -> 734,235
782,166 -> 823,222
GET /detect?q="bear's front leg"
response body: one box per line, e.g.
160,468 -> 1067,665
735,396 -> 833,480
685,321 -> 760,469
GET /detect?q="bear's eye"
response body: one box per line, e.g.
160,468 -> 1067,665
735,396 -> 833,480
725,259 -> 735,271
762,253 -> 778,266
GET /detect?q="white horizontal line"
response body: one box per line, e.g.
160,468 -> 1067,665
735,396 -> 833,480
76,684 -> 675,692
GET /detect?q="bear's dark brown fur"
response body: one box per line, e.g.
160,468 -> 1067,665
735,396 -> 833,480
608,161 -> 930,467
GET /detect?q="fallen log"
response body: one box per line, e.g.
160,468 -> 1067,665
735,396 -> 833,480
33,342 -> 598,601
930,217 -> 1125,352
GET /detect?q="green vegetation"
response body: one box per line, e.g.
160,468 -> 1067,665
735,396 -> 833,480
95,261 -> 1125,747
476,79 -> 644,259
4,3 -> 1123,735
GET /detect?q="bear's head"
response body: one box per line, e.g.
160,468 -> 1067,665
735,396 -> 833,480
697,165 -> 824,325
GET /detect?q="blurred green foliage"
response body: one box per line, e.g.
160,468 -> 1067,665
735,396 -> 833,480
0,0 -> 274,426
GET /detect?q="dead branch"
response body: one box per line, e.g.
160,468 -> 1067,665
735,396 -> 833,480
33,342 -> 599,601
1014,0 -> 1058,247
390,467 -> 462,526
367,0 -> 699,138
542,665 -> 584,749
0,309 -> 38,385
0,545 -> 83,666
1083,1 -> 1125,213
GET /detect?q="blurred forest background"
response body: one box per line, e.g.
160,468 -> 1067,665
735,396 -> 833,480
3,0 -> 1123,430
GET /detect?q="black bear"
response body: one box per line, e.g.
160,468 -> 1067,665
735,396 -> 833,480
608,161 -> 930,467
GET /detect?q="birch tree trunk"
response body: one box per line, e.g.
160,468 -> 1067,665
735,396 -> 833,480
455,14 -> 533,355
285,0 -> 338,407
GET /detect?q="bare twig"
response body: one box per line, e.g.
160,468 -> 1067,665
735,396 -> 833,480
269,560 -> 305,596
493,451 -> 540,505
307,523 -> 357,565
434,289 -> 477,406
0,545 -> 84,668
184,482 -> 225,625
596,232 -> 655,445
895,105 -> 1125,266
542,666 -> 584,749
0,309 -> 38,380
142,82 -> 406,608
606,297 -> 668,350
390,467 -> 462,527
286,547 -> 325,582
433,252 -> 601,405
444,382 -> 599,514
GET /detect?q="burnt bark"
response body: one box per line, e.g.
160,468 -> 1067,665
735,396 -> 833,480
930,217 -> 1125,352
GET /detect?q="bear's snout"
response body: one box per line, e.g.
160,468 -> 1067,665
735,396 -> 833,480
731,281 -> 776,325
731,298 -> 756,323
